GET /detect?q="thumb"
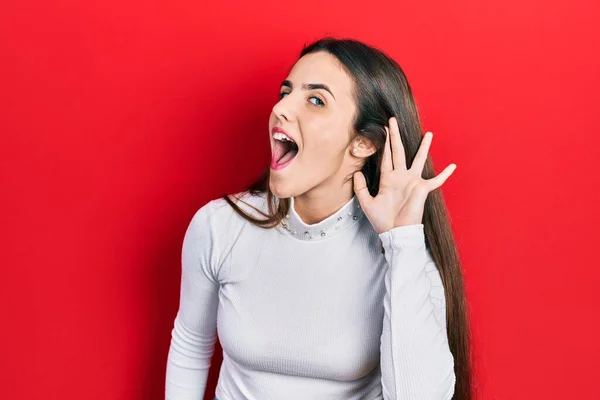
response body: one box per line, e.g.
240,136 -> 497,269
353,171 -> 372,207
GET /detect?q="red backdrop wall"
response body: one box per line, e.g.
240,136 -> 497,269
1,0 -> 599,399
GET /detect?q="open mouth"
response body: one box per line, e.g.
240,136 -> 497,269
271,135 -> 299,170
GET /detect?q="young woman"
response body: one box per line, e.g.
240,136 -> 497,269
165,37 -> 471,400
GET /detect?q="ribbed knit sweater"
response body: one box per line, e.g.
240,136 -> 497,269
165,191 -> 455,400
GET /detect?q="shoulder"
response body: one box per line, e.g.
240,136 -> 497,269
186,190 -> 271,237
182,191 -> 271,281
210,190 -> 271,221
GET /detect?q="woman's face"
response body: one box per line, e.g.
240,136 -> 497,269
268,51 -> 361,199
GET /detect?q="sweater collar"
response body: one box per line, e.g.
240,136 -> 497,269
280,195 -> 365,241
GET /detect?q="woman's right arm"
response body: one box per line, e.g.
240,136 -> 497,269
165,201 -> 220,400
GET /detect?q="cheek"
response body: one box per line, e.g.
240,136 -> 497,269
304,133 -> 347,163
301,115 -> 349,156
313,123 -> 348,151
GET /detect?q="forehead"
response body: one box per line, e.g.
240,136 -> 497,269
287,51 -> 354,99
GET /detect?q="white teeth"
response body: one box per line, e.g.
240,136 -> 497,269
273,132 -> 295,143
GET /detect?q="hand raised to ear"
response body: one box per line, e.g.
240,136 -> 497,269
353,117 -> 456,234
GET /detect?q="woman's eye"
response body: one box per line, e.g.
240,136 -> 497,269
309,96 -> 325,107
278,91 -> 324,107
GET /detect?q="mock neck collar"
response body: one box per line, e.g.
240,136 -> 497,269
279,195 -> 365,241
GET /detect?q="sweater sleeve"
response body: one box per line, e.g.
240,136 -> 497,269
165,201 -> 221,400
378,224 -> 456,400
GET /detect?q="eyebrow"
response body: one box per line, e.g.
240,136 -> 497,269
280,80 -> 336,100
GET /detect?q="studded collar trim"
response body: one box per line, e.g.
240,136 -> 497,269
279,195 -> 365,241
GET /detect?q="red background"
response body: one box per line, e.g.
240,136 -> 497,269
1,0 -> 599,399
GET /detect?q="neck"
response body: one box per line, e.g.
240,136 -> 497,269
291,181 -> 355,225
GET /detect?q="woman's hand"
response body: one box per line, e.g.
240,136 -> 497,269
353,117 -> 457,234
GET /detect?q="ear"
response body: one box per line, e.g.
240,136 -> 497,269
351,136 -> 377,158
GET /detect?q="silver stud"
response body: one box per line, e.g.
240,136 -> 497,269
320,230 -> 326,237
353,215 -> 358,220
309,235 -> 314,239
304,231 -> 310,236
347,211 -> 352,216
292,230 -> 297,235
286,214 -> 290,218
335,225 -> 340,230
337,216 -> 343,221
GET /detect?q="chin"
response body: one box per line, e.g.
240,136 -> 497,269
268,177 -> 300,199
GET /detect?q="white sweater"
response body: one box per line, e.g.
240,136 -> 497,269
165,191 -> 455,400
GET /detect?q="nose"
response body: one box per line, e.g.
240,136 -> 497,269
272,95 -> 295,122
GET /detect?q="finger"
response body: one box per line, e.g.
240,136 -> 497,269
426,163 -> 457,191
388,117 -> 406,170
381,126 -> 393,172
353,171 -> 373,205
412,131 -> 433,173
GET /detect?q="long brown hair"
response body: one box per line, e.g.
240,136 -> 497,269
221,36 -> 472,400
